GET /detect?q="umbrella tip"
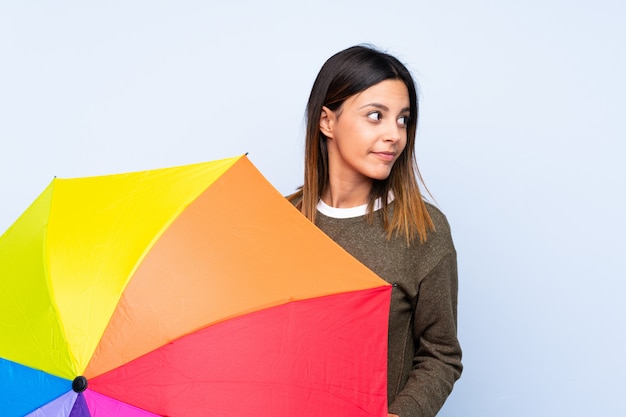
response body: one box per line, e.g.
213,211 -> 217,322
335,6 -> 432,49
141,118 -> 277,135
72,376 -> 88,393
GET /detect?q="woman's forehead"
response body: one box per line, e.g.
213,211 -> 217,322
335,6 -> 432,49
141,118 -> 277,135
345,80 -> 410,109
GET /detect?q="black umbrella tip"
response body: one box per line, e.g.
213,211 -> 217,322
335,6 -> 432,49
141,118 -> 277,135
72,376 -> 88,393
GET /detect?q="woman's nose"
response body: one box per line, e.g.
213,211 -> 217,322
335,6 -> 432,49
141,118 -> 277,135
383,121 -> 403,142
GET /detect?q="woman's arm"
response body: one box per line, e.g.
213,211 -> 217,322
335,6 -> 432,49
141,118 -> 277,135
388,250 -> 463,417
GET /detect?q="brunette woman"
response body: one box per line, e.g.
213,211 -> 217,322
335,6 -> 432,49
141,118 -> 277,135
288,45 -> 462,417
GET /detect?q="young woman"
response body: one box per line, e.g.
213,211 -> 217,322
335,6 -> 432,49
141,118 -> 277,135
288,45 -> 462,417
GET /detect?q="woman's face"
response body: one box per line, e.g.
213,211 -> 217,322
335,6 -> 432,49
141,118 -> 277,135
320,79 -> 409,186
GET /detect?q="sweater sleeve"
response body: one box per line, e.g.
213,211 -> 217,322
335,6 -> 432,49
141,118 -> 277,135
388,250 -> 463,417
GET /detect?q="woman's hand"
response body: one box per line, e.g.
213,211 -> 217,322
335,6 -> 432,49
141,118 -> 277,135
388,414 -> 399,417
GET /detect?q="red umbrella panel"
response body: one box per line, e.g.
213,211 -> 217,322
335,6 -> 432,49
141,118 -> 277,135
0,155 -> 391,417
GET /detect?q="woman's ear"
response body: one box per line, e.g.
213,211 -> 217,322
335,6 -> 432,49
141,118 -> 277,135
319,106 -> 335,138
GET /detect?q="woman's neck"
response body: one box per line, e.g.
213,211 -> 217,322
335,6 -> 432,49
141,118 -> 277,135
321,179 -> 372,208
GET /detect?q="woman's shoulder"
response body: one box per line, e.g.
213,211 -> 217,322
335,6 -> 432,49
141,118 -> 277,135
422,201 -> 455,252
424,202 -> 451,232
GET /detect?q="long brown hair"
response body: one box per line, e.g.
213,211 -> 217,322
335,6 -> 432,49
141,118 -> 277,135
288,45 -> 434,244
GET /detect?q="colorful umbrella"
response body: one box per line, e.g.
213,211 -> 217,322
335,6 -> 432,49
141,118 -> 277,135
0,155 -> 391,417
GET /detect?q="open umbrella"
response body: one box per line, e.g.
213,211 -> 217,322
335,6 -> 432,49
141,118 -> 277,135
0,155 -> 391,417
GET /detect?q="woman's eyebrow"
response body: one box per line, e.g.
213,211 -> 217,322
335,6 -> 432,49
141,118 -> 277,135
359,103 -> 388,111
359,103 -> 411,113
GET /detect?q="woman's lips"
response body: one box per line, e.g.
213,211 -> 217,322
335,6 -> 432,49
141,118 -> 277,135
372,151 -> 396,162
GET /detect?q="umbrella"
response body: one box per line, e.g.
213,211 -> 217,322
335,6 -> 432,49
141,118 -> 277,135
0,155 -> 391,417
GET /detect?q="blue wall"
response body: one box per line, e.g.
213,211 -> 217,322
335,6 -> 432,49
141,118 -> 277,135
1,2 -> 624,415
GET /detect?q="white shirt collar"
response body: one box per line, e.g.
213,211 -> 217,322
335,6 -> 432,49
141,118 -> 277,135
316,191 -> 394,219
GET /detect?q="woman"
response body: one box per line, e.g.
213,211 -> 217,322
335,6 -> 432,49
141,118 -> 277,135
288,45 -> 462,417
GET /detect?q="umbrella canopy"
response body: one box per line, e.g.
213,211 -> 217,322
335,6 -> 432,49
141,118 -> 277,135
0,155 -> 391,417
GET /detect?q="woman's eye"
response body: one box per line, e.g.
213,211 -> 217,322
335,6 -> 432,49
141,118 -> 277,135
398,115 -> 409,126
367,111 -> 382,121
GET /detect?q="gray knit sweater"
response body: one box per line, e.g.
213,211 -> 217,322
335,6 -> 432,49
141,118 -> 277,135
314,202 -> 462,417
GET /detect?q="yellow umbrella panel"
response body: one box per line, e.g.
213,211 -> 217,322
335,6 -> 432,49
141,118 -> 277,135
0,157 -> 238,381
